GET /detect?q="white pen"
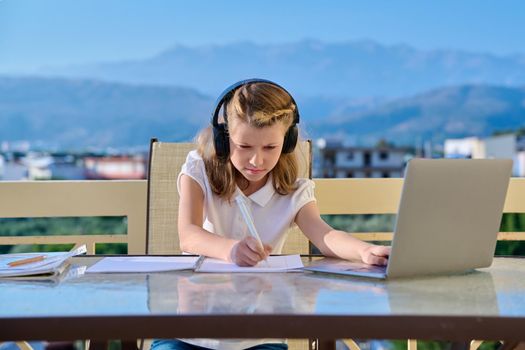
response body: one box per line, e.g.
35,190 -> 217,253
235,195 -> 265,252
193,255 -> 206,272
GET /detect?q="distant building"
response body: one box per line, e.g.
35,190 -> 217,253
444,134 -> 525,176
49,154 -> 85,180
0,160 -> 27,180
84,155 -> 147,180
0,154 -> 4,179
484,134 -> 517,159
20,153 -> 53,180
315,139 -> 408,178
444,137 -> 485,159
516,152 -> 525,177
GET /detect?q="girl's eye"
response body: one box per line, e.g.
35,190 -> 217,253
265,146 -> 277,150
239,145 -> 251,149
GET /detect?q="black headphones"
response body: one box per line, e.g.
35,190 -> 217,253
211,78 -> 300,161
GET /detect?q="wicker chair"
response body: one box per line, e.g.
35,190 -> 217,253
145,138 -> 312,255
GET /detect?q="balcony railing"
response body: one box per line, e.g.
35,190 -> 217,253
0,180 -> 146,254
1,178 -> 524,253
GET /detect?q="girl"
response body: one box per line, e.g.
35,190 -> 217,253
163,78 -> 390,350
178,78 -> 390,267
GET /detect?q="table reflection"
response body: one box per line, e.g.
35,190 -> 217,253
283,268 -> 502,318
148,273 -> 315,315
386,271 -> 498,316
0,270 -> 150,316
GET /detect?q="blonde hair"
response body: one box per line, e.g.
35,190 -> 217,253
196,82 -> 299,200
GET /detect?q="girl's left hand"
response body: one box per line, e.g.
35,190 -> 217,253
360,244 -> 390,266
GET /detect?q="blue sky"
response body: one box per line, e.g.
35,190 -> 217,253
1,0 -> 525,72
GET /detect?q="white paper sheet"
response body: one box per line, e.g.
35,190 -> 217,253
196,255 -> 304,273
86,256 -> 199,273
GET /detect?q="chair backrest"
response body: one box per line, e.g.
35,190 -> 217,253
146,138 -> 312,255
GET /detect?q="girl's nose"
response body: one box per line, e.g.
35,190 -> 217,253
249,150 -> 263,167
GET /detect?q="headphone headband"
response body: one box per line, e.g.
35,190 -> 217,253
211,78 -> 300,128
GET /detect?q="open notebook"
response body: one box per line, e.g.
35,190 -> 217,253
196,255 -> 303,273
86,255 -> 303,273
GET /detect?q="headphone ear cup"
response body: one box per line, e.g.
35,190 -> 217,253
282,125 -> 298,154
213,124 -> 230,160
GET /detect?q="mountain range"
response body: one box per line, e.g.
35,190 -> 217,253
37,39 -> 525,98
2,40 -> 525,149
310,84 -> 525,146
1,76 -> 524,149
0,77 -> 212,149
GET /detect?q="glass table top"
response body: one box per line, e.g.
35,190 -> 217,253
1,257 -> 524,318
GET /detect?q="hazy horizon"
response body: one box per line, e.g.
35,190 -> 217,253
2,0 -> 525,72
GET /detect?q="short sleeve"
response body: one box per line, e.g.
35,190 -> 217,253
177,150 -> 207,195
291,178 -> 316,217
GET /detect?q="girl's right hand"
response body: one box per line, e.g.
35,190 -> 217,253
230,237 -> 272,266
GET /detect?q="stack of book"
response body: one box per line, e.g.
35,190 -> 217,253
0,244 -> 87,280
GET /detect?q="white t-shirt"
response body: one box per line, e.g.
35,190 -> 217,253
176,150 -> 316,350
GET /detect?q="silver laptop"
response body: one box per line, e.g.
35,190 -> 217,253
304,158 -> 512,279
